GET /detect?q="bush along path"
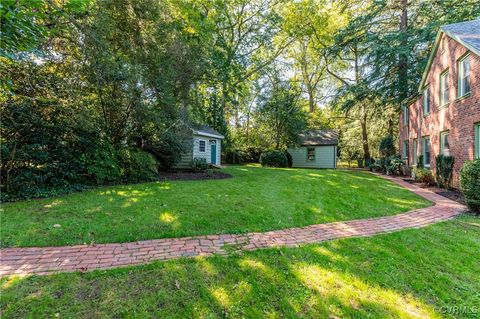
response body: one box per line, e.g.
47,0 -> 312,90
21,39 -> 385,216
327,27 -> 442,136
0,174 -> 466,276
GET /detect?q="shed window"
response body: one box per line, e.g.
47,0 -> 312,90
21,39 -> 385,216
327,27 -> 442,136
440,131 -> 450,156
422,137 -> 431,167
307,147 -> 315,161
458,55 -> 470,97
422,87 -> 430,115
440,70 -> 449,106
199,140 -> 206,152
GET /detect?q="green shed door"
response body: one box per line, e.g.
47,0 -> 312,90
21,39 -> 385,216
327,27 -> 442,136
210,141 -> 217,164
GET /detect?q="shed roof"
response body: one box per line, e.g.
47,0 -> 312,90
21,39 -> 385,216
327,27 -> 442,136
298,130 -> 339,146
192,124 -> 224,139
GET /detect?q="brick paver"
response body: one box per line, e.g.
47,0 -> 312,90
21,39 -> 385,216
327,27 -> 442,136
0,174 -> 466,276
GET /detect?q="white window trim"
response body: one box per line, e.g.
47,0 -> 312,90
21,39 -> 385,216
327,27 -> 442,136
199,139 -> 206,153
458,54 -> 470,98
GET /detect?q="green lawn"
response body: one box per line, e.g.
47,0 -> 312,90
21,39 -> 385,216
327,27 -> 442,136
1,215 -> 478,318
1,166 -> 431,247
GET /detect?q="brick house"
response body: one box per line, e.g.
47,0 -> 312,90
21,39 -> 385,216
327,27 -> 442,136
399,19 -> 480,187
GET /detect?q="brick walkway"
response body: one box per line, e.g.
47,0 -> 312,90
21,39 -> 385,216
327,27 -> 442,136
0,174 -> 466,276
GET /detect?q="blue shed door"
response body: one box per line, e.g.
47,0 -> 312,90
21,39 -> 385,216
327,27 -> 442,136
210,140 -> 217,164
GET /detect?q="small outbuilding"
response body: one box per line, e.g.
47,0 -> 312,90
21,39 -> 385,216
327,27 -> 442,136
176,125 -> 225,169
287,130 -> 338,169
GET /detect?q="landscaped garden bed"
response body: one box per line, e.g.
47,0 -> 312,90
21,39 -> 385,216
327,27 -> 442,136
403,178 -> 466,205
158,170 -> 232,181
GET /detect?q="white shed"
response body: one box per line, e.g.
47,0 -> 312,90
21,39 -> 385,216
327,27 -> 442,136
287,130 -> 338,169
176,125 -> 224,169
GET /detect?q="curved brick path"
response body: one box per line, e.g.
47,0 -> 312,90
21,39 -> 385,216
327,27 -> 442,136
0,174 -> 466,276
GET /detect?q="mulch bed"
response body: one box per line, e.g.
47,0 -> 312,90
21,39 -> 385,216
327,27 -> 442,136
403,178 -> 466,205
158,171 -> 232,181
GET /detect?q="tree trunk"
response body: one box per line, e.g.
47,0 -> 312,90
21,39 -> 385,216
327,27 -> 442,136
398,0 -> 408,108
360,105 -> 370,162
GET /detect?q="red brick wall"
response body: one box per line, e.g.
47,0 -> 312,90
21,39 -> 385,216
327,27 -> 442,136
399,34 -> 480,188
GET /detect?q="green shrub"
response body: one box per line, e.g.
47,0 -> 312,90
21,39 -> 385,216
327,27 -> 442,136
379,135 -> 396,157
84,142 -> 122,185
460,159 -> 480,213
260,150 -> 288,168
435,155 -> 455,189
386,155 -> 406,175
417,155 -> 424,168
412,167 -> 435,186
225,150 -> 243,164
285,151 -> 293,168
191,157 -> 208,172
118,149 -> 158,182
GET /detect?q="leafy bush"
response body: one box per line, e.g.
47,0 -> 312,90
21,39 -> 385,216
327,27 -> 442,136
460,159 -> 480,213
260,150 -> 288,168
285,151 -> 293,168
83,142 -> 122,185
435,155 -> 455,189
225,150 -> 243,164
191,157 -> 208,172
386,156 -> 406,175
379,135 -> 396,157
143,133 -> 187,171
412,167 -> 435,185
416,155 -> 424,169
369,160 -> 382,172
118,149 -> 158,182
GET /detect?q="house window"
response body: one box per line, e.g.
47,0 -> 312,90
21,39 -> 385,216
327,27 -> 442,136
458,55 -> 471,97
413,139 -> 418,165
307,147 -> 315,161
422,137 -> 431,167
440,131 -> 450,156
403,140 -> 409,160
422,86 -> 430,115
475,123 -> 480,159
440,70 -> 449,106
440,36 -> 446,52
402,105 -> 408,126
199,140 -> 206,152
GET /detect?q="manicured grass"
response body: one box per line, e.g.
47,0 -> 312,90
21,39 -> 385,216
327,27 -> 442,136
1,215 -> 478,318
1,166 -> 431,247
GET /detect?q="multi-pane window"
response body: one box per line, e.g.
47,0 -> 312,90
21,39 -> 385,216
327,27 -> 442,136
440,70 -> 449,106
413,139 -> 418,165
307,147 -> 315,161
475,123 -> 480,159
199,140 -> 206,152
440,131 -> 450,156
423,87 -> 430,115
403,140 -> 409,160
402,105 -> 408,125
423,137 -> 431,167
458,55 -> 471,97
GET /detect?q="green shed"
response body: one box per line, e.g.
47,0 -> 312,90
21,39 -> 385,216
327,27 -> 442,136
287,130 -> 338,169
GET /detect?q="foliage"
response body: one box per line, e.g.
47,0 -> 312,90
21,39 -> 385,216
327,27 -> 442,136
260,151 -> 289,168
285,151 -> 293,168
118,149 -> 158,183
435,155 -> 455,189
191,157 -> 208,172
379,136 -> 396,157
385,156 -> 406,176
84,142 -> 122,185
412,167 -> 435,186
417,155 -> 424,169
460,159 -> 480,213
